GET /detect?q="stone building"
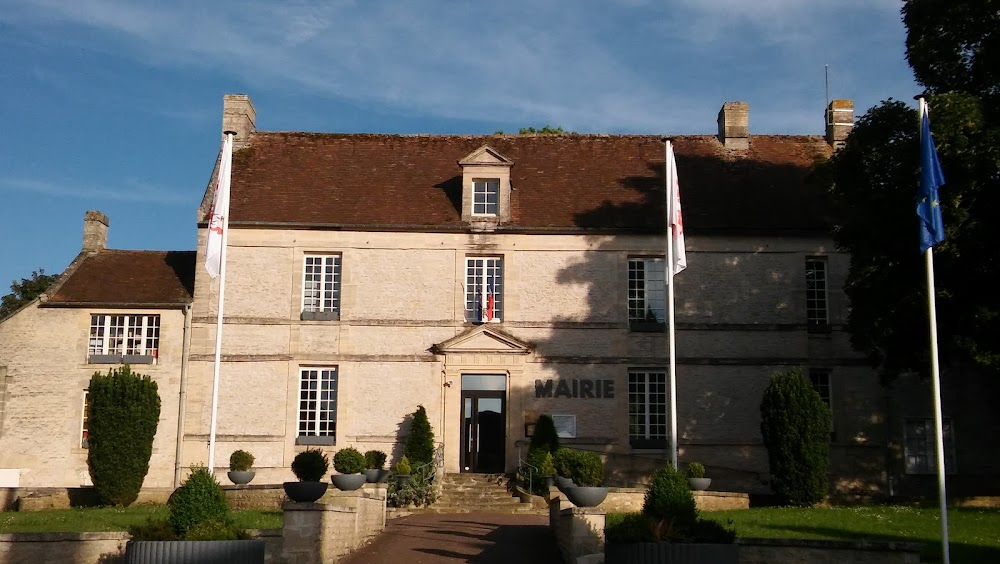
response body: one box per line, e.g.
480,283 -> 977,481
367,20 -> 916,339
5,92 -> 945,500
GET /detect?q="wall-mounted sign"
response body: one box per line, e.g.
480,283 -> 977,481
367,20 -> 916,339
535,379 -> 614,399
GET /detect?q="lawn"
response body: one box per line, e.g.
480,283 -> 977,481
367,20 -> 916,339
702,505 -> 1000,564
0,505 -> 283,534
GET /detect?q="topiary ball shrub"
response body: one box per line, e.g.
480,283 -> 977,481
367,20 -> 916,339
642,465 -> 697,540
229,450 -> 254,472
333,447 -> 366,474
168,466 -> 231,538
553,448 -> 577,478
529,414 -> 561,454
403,405 -> 435,466
569,449 -> 605,487
364,450 -> 387,470
291,448 -> 329,481
759,368 -> 832,506
685,462 -> 705,479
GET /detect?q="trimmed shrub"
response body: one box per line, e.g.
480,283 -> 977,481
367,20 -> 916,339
540,451 -> 555,476
569,449 -> 604,487
642,465 -> 697,539
128,519 -> 177,541
553,448 -> 577,478
759,368 -> 832,506
168,466 -> 230,537
87,365 -> 161,506
605,512 -> 657,544
229,450 -> 254,472
403,405 -> 435,466
291,449 -> 329,481
184,520 -> 248,541
333,447 -> 366,474
393,455 -> 412,476
529,415 -> 561,454
364,450 -> 387,470
685,462 -> 705,479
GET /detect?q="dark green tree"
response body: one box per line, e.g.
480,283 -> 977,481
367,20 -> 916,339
87,365 -> 161,506
759,369 -> 831,506
519,125 -> 568,134
0,269 -> 57,320
403,405 -> 435,466
528,414 -> 560,454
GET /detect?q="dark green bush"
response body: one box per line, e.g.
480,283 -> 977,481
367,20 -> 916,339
759,368 -> 832,506
364,450 -> 387,470
128,519 -> 177,541
642,465 -> 697,538
540,451 -> 555,476
688,518 -> 736,544
553,448 -> 577,478
403,405 -> 435,466
87,365 -> 161,507
529,415 -> 561,454
168,466 -> 231,537
685,462 -> 705,479
184,520 -> 249,541
229,450 -> 254,472
605,512 -> 657,544
393,455 -> 411,475
570,450 -> 605,487
291,449 -> 329,481
333,447 -> 366,474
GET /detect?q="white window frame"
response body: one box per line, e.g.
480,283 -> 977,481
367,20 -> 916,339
302,254 -> 342,317
628,257 -> 666,326
628,369 -> 667,448
465,257 -> 503,322
297,367 -> 338,443
472,178 -> 500,216
88,314 -> 160,363
551,414 -> 577,439
81,390 -> 90,449
806,257 -> 829,328
904,418 -> 957,475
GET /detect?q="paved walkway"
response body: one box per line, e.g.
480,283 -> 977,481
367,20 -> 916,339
340,512 -> 563,563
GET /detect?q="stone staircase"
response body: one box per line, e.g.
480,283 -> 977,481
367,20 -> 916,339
429,473 -> 545,514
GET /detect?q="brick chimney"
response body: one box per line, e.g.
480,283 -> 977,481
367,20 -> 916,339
222,94 -> 256,149
83,210 -> 109,253
825,99 -> 854,149
717,101 -> 749,149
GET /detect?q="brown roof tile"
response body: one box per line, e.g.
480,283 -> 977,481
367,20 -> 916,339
224,133 -> 834,234
45,250 -> 195,306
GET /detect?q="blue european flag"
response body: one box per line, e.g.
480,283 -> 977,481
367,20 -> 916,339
917,105 -> 946,252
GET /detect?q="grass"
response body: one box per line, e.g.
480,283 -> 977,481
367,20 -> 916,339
0,505 -> 283,534
702,506 -> 1000,564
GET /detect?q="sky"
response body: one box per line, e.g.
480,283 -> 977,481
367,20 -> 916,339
0,0 -> 919,290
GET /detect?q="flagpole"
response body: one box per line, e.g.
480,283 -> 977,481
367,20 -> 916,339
918,97 -> 950,564
208,131 -> 236,474
665,139 -> 678,469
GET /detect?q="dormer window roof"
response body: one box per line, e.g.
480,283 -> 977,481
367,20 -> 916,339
459,145 -> 513,229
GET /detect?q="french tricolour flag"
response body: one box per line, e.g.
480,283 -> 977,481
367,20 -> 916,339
480,281 -> 495,322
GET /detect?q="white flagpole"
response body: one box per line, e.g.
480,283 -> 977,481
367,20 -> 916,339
919,97 -> 951,564
208,131 -> 235,474
665,139 -> 679,469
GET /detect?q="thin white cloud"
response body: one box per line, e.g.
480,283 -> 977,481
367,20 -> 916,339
0,176 -> 190,205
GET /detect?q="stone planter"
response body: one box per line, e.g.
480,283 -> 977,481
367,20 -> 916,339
227,470 -> 255,486
606,542 -> 737,564
563,486 -> 608,507
364,469 -> 390,483
331,473 -> 366,491
687,477 -> 711,491
125,539 -> 265,564
395,474 -> 410,489
283,481 -> 328,503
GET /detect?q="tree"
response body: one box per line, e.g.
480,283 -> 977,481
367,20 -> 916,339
827,2 -> 1000,378
518,125 -> 568,134
0,269 -> 57,320
759,369 -> 831,506
87,365 -> 161,506
403,405 -> 435,467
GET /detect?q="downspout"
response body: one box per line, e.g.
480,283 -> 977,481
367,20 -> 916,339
174,303 -> 193,488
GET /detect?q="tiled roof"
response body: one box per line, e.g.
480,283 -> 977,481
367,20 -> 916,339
223,133 -> 834,234
44,250 -> 196,306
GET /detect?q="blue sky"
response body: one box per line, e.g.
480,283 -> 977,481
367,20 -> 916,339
0,0 -> 918,290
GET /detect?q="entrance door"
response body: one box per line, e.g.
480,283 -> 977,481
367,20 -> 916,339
460,375 -> 506,473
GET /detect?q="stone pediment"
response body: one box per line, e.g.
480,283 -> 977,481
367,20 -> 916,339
458,145 -> 514,167
433,325 -> 532,355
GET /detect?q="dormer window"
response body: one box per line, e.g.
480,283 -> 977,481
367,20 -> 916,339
459,145 -> 513,228
473,179 -> 500,216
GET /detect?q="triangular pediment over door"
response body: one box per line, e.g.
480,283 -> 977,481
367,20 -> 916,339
432,325 -> 533,356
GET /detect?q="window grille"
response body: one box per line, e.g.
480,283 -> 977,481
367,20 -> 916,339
465,257 -> 503,322
904,418 -> 956,475
298,368 -> 338,441
628,258 -> 666,326
472,179 -> 500,216
302,254 -> 342,315
806,258 -> 829,327
88,314 -> 160,362
628,370 -> 667,447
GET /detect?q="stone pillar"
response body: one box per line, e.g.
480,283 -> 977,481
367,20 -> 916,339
282,501 -> 358,564
826,99 -> 855,149
82,211 -> 109,253
717,101 -> 749,149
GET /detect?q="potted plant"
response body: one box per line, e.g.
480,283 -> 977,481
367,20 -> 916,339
363,450 -> 389,483
553,448 -> 576,491
283,448 -> 329,503
686,461 -> 711,491
331,447 -> 367,491
227,450 -> 255,486
563,449 -> 608,507
539,451 -> 556,490
392,455 -> 411,489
